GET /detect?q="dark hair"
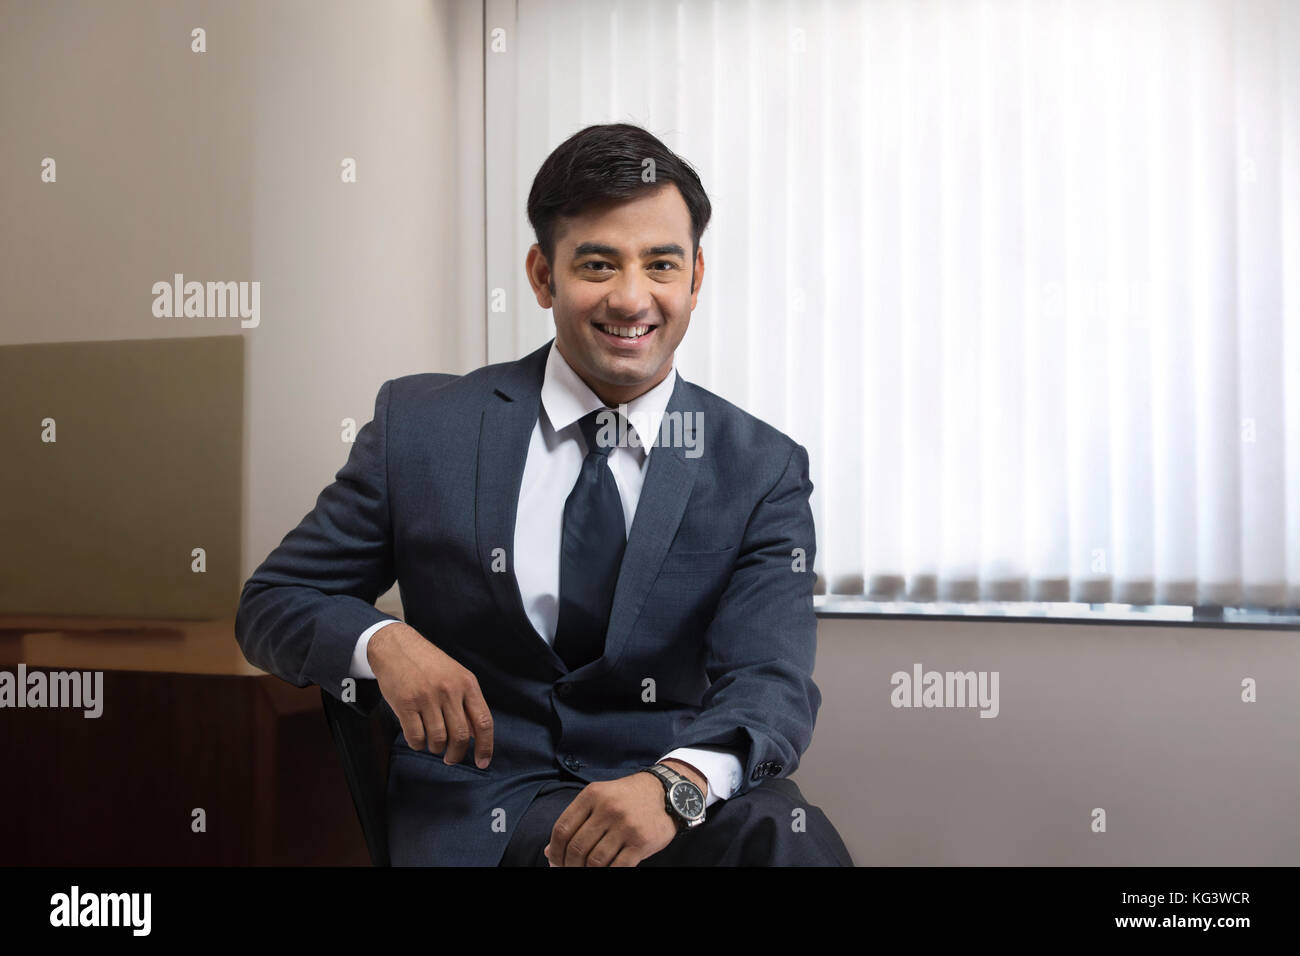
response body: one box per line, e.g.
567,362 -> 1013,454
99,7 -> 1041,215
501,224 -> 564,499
526,123 -> 712,294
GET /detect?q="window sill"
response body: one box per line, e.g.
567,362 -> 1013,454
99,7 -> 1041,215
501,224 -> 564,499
813,597 -> 1300,630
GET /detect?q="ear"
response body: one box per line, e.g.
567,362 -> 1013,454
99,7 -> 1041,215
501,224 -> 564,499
526,244 -> 555,308
689,244 -> 705,309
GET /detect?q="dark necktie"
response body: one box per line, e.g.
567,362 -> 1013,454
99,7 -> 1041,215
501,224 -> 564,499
554,408 -> 631,671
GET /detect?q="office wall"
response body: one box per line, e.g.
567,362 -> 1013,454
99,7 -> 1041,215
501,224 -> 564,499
243,0 -> 484,602
800,616 -> 1300,865
0,0 -> 485,614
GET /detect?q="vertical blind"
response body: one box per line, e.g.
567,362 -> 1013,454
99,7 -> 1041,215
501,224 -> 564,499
486,0 -> 1299,609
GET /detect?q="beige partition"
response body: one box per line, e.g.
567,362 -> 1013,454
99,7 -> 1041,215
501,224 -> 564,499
0,335 -> 243,619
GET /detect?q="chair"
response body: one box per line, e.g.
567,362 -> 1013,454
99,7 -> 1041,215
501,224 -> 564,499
320,686 -> 396,866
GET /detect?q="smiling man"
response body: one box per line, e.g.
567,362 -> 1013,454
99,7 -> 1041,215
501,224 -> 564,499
235,123 -> 852,866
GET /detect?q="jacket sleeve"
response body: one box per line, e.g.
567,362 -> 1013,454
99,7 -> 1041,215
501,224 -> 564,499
664,441 -> 821,796
234,378 -> 398,713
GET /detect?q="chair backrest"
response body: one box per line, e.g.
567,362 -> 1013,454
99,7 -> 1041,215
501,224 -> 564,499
320,687 -> 396,866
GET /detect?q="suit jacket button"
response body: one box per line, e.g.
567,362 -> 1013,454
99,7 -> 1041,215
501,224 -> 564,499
563,755 -> 581,771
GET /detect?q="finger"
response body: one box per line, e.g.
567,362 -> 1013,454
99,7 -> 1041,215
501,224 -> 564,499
546,792 -> 591,866
585,829 -> 623,868
441,698 -> 471,765
420,704 -> 446,756
564,817 -> 604,868
397,708 -> 426,752
463,687 -> 494,769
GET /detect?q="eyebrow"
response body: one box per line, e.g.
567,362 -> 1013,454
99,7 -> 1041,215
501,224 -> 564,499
571,241 -> 687,260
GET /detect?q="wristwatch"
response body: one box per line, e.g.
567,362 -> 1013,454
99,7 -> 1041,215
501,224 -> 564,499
641,763 -> 706,831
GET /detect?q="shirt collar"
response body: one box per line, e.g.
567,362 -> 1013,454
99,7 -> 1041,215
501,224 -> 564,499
540,339 -> 677,457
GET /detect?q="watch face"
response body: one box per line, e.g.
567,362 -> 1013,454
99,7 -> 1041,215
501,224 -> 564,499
669,781 -> 704,818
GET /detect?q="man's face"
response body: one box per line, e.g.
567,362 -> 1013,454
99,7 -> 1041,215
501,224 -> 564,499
526,183 -> 704,407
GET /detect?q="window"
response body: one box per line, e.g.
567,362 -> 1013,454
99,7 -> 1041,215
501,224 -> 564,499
488,0 -> 1300,620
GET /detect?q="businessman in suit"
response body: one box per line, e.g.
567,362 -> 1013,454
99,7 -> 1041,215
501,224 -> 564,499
235,123 -> 851,866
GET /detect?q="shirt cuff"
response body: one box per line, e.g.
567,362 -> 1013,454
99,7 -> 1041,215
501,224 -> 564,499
658,746 -> 744,809
350,619 -> 402,680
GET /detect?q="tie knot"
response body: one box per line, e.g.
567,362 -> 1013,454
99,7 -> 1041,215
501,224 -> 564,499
578,407 -> 635,458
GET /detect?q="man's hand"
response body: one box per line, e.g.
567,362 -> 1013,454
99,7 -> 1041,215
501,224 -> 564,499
367,621 -> 494,769
544,760 -> 708,867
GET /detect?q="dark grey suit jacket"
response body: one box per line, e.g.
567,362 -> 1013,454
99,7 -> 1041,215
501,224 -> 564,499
234,337 -> 821,865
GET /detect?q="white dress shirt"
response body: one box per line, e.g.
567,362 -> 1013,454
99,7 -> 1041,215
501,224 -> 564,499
349,341 -> 743,806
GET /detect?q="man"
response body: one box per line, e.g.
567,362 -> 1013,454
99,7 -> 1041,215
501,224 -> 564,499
235,123 -> 851,866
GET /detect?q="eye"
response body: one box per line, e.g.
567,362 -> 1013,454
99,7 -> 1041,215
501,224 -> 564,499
651,261 -> 676,271
582,261 -> 612,272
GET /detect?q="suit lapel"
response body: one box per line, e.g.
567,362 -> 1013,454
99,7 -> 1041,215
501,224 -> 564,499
474,340 -> 566,673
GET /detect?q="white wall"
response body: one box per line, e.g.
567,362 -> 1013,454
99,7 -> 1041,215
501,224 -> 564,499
799,616 -> 1300,865
242,0 -> 485,601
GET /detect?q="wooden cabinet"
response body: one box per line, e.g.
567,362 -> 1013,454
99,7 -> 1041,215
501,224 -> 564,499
0,617 -> 368,866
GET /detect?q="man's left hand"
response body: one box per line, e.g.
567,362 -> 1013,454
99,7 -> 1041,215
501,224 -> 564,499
545,760 -> 706,867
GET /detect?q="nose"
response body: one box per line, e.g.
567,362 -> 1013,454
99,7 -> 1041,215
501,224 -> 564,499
603,269 -> 654,320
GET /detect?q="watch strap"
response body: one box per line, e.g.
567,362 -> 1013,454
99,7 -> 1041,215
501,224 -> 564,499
642,763 -> 705,828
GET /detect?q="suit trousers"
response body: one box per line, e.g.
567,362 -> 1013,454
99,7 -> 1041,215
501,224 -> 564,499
498,775 -> 854,866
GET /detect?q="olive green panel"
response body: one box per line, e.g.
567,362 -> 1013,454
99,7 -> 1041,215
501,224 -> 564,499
0,336 -> 243,619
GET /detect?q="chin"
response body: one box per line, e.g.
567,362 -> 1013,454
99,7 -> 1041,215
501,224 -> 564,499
600,354 -> 660,376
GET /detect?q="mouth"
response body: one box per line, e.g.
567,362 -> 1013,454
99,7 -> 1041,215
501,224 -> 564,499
593,321 -> 659,347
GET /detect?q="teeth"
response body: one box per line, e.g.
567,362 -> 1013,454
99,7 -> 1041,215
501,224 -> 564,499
599,324 -> 652,338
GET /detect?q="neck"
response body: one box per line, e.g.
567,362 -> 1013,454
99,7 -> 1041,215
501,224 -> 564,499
557,344 -> 672,407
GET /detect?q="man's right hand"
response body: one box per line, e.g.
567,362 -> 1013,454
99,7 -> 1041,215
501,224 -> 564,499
367,622 -> 494,769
